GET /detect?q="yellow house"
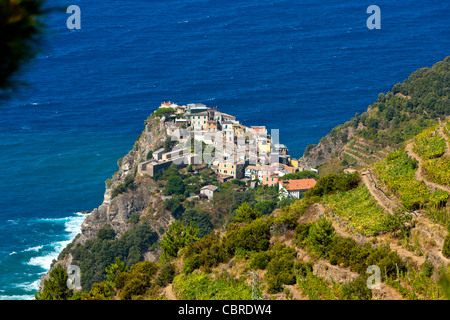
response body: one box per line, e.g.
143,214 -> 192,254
257,138 -> 271,154
290,158 -> 299,168
233,124 -> 247,138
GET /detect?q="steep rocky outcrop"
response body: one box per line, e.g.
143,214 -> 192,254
39,115 -> 173,291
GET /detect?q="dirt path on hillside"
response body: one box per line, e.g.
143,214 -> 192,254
163,284 -> 178,300
361,171 -> 399,214
438,119 -> 450,156
282,285 -> 309,300
405,141 -> 450,194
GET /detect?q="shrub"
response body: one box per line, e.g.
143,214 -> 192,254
262,244 -> 297,293
224,218 -> 270,255
155,262 -> 175,287
111,174 -> 134,198
307,217 -> 336,258
305,172 -> 359,198
181,209 -> 213,238
70,222 -> 158,290
443,235 -> 450,258
249,251 -> 272,270
232,202 -> 261,223
254,200 -> 277,216
163,175 -> 185,195
340,276 -> 372,300
97,224 -> 116,241
295,223 -> 312,247
182,232 -> 229,274
127,213 -> 139,224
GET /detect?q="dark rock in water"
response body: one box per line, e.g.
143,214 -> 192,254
79,210 -> 91,215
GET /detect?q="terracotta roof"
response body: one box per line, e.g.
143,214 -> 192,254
279,179 -> 316,191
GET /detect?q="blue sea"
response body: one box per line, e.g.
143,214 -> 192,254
0,0 -> 449,299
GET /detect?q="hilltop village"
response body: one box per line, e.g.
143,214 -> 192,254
138,101 -> 318,199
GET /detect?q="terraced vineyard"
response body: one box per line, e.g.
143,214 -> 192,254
413,125 -> 447,159
374,149 -> 448,210
342,139 -> 390,168
414,124 -> 450,186
444,120 -> 450,139
324,184 -> 393,236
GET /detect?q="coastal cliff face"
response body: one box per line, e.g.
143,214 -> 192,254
79,116 -> 168,243
39,116 -> 173,291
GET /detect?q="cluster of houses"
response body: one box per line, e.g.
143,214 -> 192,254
138,102 -> 318,200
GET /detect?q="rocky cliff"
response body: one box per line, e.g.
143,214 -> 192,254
39,115 -> 174,291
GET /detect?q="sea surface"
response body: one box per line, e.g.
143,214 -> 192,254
0,0 -> 449,299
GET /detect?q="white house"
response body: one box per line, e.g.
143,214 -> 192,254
199,185 -> 219,200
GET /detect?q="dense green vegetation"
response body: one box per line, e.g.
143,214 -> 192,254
443,235 -> 450,259
352,57 -> 450,146
63,222 -> 158,291
304,172 -> 360,198
295,218 -> 406,278
280,170 -> 319,181
151,107 -> 174,118
35,266 -> 80,300
386,263 -> 444,300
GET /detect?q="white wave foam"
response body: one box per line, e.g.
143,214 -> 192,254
27,212 -> 87,271
0,294 -> 35,300
15,280 -> 40,292
23,245 -> 43,253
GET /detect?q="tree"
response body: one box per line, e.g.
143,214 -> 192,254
254,200 -> 276,216
105,257 -> 128,283
1,0 -> 44,88
35,266 -> 74,300
181,208 -> 213,238
232,202 -> 261,223
280,171 -> 319,181
163,175 -> 185,195
163,136 -> 176,152
160,221 -> 199,262
97,224 -> 116,240
307,217 -> 336,258
443,235 -> 450,258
